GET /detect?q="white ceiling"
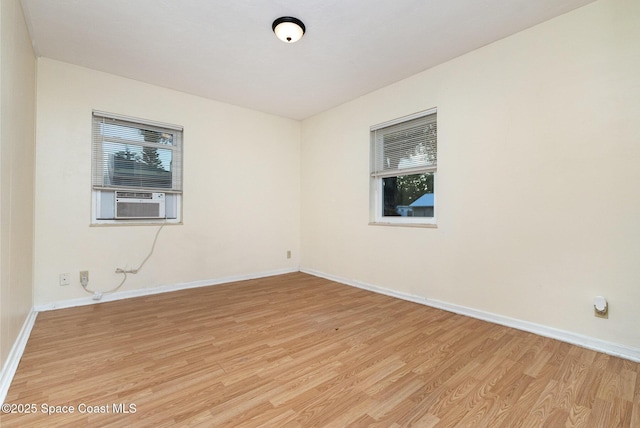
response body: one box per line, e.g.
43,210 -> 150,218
21,0 -> 596,120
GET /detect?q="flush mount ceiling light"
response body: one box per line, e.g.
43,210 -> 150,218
272,16 -> 305,43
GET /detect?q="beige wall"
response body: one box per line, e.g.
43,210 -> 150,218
0,0 -> 36,369
34,59 -> 301,305
301,0 -> 640,348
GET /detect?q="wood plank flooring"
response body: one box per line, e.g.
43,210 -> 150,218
2,272 -> 639,427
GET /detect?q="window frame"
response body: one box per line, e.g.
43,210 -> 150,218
91,111 -> 184,225
369,108 -> 437,227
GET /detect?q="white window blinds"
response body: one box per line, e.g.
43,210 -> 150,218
371,111 -> 437,178
92,112 -> 183,193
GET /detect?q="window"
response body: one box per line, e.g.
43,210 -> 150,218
91,111 -> 183,224
370,109 -> 437,225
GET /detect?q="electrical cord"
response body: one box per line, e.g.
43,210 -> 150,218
82,222 -> 166,299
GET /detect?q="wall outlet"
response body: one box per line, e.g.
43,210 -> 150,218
59,273 -> 71,286
80,270 -> 89,286
287,250 -> 291,259
594,296 -> 608,319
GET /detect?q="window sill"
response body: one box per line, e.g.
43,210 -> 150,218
368,222 -> 438,229
90,220 -> 183,227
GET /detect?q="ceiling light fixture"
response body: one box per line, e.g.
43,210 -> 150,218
272,17 -> 305,43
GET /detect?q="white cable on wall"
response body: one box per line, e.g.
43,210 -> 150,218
82,222 -> 166,300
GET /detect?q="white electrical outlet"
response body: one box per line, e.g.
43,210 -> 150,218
59,273 -> 71,286
594,296 -> 608,319
287,250 -> 291,259
80,271 -> 89,287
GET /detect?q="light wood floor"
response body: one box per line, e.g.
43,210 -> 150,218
2,272 -> 639,427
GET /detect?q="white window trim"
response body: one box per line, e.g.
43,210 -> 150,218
370,108 -> 437,227
372,176 -> 437,226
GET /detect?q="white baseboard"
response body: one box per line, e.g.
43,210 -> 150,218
0,309 -> 38,405
301,268 -> 640,363
34,267 -> 299,312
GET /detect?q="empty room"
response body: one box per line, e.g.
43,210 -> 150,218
1,0 -> 639,426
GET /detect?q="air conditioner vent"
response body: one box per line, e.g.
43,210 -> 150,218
116,191 -> 154,199
115,192 -> 165,219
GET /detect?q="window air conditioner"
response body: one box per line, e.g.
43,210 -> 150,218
115,192 -> 165,219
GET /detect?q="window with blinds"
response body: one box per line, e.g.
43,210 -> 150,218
91,111 -> 183,224
92,112 -> 183,192
370,109 -> 437,225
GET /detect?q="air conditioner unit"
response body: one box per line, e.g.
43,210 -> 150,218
115,192 -> 165,219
